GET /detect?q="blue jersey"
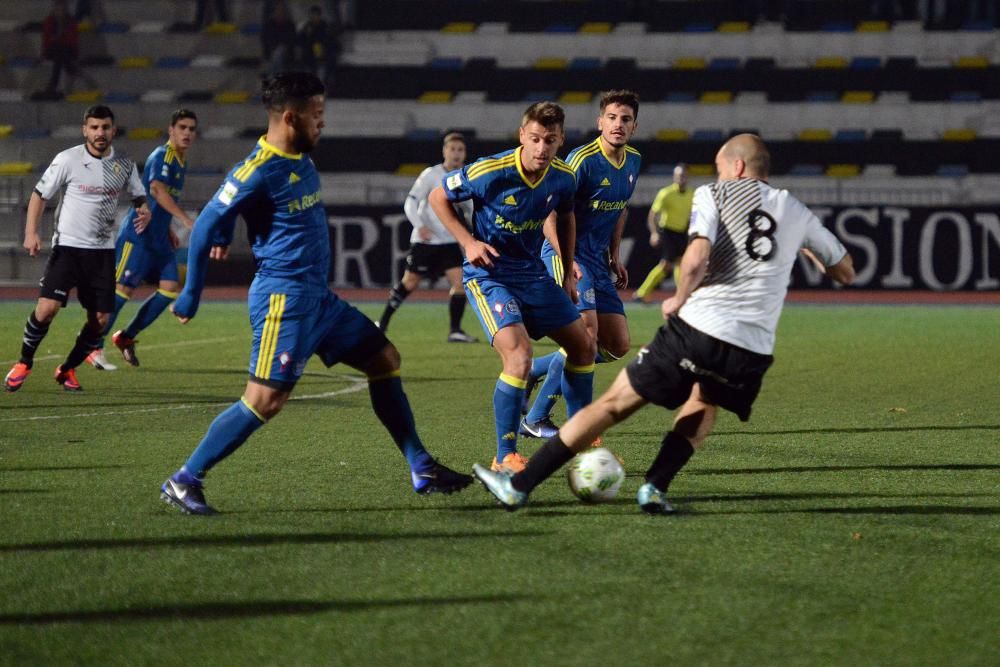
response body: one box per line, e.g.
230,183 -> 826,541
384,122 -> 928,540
175,137 -> 328,318
543,138 -> 641,266
443,146 -> 577,280
119,142 -> 187,252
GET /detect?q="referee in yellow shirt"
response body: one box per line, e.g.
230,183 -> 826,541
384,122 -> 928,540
632,163 -> 693,302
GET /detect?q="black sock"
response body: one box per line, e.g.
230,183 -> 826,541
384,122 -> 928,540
62,325 -> 101,371
512,435 -> 575,493
645,431 -> 695,492
20,313 -> 51,367
448,293 -> 466,332
379,282 -> 410,330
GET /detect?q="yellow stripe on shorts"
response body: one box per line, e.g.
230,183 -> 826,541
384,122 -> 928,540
550,255 -> 564,284
255,293 -> 286,379
467,279 -> 498,337
115,241 -> 133,281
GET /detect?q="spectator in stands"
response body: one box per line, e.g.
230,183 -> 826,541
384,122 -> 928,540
41,0 -> 97,95
195,0 -> 229,27
261,1 -> 298,74
298,5 -> 342,84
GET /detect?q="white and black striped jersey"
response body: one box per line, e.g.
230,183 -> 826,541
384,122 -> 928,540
679,178 -> 847,355
34,144 -> 145,250
404,163 -> 473,245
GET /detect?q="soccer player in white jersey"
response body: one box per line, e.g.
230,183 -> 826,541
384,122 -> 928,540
375,132 -> 477,342
473,134 -> 856,514
4,105 -> 150,393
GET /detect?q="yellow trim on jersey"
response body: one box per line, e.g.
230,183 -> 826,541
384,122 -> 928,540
115,242 -> 133,281
568,139 -> 601,172
514,146 -> 551,189
625,145 -> 641,156
164,141 -> 186,168
597,137 -> 627,169
233,148 -> 274,183
550,255 -> 564,284
467,154 -> 516,181
467,279 -> 498,337
115,289 -> 131,300
550,157 -> 576,180
258,136 -> 302,160
240,396 -> 267,422
254,293 -> 286,380
499,372 -> 528,389
367,370 -> 402,382
564,361 -> 596,374
157,288 -> 179,299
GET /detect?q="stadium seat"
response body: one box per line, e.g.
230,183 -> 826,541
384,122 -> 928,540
395,163 -> 428,176
842,91 -> 876,103
654,129 -> 689,141
418,91 -> 453,104
0,162 -> 33,175
826,164 -> 861,177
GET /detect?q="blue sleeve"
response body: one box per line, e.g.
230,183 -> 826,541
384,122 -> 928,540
146,149 -> 168,189
556,171 -> 577,215
441,165 -> 477,203
173,174 -> 259,319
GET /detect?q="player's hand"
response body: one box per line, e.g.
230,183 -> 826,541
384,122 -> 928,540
209,245 -> 229,261
649,231 -> 660,248
610,258 -> 628,289
169,228 -> 180,250
661,295 -> 683,319
465,241 -> 500,268
169,302 -> 191,325
573,260 -> 583,281
170,292 -> 197,324
563,273 -> 579,304
23,232 -> 42,257
417,226 -> 433,242
133,206 -> 152,234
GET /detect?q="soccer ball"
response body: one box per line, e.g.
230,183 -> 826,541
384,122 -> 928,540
567,448 -> 625,502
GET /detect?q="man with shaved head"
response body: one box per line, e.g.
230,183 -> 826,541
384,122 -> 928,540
474,133 -> 856,515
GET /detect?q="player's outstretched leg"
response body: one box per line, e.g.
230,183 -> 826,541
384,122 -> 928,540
520,352 -> 556,415
521,350 -> 565,438
376,282 -> 410,333
56,318 -> 104,391
88,290 -> 128,371
161,396 -> 266,515
6,310 -> 52,391
113,288 -> 177,366
446,292 -> 477,343
637,431 -> 694,515
367,362 -> 472,495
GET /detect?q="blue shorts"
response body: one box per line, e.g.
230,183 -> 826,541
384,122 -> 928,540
247,285 -> 388,390
465,272 -> 580,344
114,237 -> 179,288
541,252 -> 625,317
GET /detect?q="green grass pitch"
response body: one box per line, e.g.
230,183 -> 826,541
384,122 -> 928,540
1,298 -> 997,665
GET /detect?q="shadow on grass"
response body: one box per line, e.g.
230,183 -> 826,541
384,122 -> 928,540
718,424 -> 1000,436
0,593 -> 533,625
694,505 -> 999,516
0,530 -> 551,553
689,463 -> 1000,475
1,464 -> 129,472
0,489 -> 49,494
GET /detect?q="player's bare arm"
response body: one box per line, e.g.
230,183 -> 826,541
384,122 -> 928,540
647,206 -> 660,247
150,180 -> 195,229
23,191 -> 46,256
801,248 -> 855,285
429,185 -> 498,268
555,209 -> 579,303
609,208 -> 629,289
661,236 -> 710,318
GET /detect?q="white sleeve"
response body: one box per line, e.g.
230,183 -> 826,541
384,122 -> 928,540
404,167 -> 435,227
801,203 -> 847,266
34,152 -> 69,200
127,163 -> 146,199
687,184 -> 719,244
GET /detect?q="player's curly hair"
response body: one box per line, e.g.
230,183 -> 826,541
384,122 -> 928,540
599,90 -> 640,118
521,101 -> 565,130
261,72 -> 325,113
170,108 -> 198,126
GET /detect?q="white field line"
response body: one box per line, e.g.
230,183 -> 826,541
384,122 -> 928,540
0,375 -> 369,423
1,337 -> 240,366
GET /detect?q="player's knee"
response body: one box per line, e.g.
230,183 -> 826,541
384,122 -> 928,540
368,342 -> 401,375
566,336 -> 597,366
599,337 -> 630,361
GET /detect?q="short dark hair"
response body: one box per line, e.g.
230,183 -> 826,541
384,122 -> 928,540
521,101 -> 565,130
83,105 -> 114,124
599,90 -> 640,118
170,108 -> 198,126
442,132 -> 466,146
261,72 -> 325,113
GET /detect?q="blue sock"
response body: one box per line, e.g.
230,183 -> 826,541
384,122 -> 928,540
494,374 -> 526,460
183,398 -> 265,478
562,361 -> 595,419
99,291 -> 129,349
368,373 -> 434,472
123,289 -> 176,339
526,351 -> 566,423
529,351 -> 560,381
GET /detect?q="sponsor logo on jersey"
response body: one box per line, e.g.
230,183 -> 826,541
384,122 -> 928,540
279,352 -> 292,371
218,181 -> 238,206
505,300 -> 520,315
504,194 -> 517,206
289,172 -> 300,184
288,190 -> 322,213
590,199 -> 629,212
584,288 -> 596,303
628,173 -> 634,183
493,215 -> 545,233
446,173 -> 462,190
600,177 -> 611,186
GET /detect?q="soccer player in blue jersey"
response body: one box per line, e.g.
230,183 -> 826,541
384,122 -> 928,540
87,109 -> 199,371
159,73 -> 472,515
520,91 -> 641,439
428,102 -> 597,474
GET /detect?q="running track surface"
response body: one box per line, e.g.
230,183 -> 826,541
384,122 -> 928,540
1,286 -> 997,305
